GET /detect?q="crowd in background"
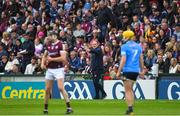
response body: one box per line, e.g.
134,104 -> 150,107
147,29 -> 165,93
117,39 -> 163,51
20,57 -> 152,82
0,0 -> 180,80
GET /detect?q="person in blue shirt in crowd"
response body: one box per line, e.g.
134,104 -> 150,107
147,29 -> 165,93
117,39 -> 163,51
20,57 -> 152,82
116,30 -> 144,115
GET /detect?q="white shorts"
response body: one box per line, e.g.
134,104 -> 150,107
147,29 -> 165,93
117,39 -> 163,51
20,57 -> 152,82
45,68 -> 65,80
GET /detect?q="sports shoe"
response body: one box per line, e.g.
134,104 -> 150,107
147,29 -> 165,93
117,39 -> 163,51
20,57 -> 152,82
102,93 -> 107,99
43,109 -> 48,115
125,110 -> 134,115
65,108 -> 73,114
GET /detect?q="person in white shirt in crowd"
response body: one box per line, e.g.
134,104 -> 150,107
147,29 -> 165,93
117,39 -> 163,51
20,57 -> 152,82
24,56 -> 37,74
169,58 -> 179,73
34,38 -> 43,58
5,52 -> 19,73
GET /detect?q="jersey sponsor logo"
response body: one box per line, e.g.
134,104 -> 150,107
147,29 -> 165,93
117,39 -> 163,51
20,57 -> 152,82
48,51 -> 59,56
167,82 -> 180,100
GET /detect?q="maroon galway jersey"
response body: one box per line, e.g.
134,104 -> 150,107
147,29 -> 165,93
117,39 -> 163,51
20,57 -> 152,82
46,41 -> 63,68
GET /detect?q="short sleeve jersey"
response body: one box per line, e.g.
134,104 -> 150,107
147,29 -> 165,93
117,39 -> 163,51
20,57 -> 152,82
121,40 -> 142,73
46,41 -> 63,68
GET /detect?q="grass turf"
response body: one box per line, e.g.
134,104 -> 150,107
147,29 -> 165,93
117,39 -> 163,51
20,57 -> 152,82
0,99 -> 180,115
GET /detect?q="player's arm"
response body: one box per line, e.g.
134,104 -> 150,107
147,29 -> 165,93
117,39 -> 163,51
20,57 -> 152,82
116,45 -> 126,79
116,55 -> 126,79
139,53 -> 145,77
47,51 -> 68,64
41,50 -> 48,69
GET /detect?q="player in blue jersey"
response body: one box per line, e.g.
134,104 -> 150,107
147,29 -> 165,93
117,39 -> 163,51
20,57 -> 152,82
116,30 -> 144,115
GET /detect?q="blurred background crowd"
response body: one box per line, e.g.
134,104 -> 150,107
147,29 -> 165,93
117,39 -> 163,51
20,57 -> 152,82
0,0 -> 179,79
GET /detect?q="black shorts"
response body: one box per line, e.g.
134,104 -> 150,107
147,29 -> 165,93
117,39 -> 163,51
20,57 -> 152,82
122,72 -> 139,81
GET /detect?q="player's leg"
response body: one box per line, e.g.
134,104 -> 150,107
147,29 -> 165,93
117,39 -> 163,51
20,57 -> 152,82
55,68 -> 73,114
123,72 -> 138,115
123,80 -> 134,115
57,78 -> 73,114
44,79 -> 53,114
44,69 -> 54,114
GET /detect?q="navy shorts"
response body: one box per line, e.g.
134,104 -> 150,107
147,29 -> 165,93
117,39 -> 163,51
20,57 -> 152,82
123,72 -> 139,81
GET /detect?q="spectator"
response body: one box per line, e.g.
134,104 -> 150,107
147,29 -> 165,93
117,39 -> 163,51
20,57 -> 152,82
163,51 -> 173,73
133,22 -> 144,42
81,15 -> 92,42
41,11 -> 51,26
0,43 -> 8,59
1,32 -> 12,50
121,14 -> 131,31
131,15 -> 142,29
73,23 -> 86,37
9,64 -> 21,75
49,0 -> 59,23
149,7 -> 162,25
0,11 -> 8,36
121,1 -> 133,20
64,64 -> 74,81
18,32 -> 35,73
173,23 -> 180,42
144,49 -> 157,71
39,1 -> 50,15
138,3 -> 151,22
34,58 -> 44,75
24,56 -> 37,75
161,22 -> 172,38
156,51 -> 165,73
96,0 -> 115,43
69,50 -> 81,73
11,39 -> 22,55
112,39 -> 120,63
82,58 -> 91,74
64,0 -> 73,16
34,38 -> 43,58
17,23 -> 27,35
169,58 -> 179,73
0,55 -> 8,73
166,6 -> 175,27
4,52 -> 19,73
110,0 -> 121,29
109,63 -> 119,80
79,50 -> 87,72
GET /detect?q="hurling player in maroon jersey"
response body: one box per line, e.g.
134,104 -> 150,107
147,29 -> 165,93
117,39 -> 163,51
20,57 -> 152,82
41,31 -> 73,114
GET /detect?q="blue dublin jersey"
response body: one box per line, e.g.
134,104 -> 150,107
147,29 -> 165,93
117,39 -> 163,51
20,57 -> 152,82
121,40 -> 142,73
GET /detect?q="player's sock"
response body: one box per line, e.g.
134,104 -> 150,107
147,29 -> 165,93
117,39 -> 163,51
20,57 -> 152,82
43,104 -> 48,115
128,106 -> 133,112
44,104 -> 48,110
65,102 -> 73,114
66,102 -> 71,108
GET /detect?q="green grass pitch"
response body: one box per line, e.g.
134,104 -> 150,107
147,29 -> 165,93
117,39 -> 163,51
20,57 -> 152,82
0,99 -> 180,115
